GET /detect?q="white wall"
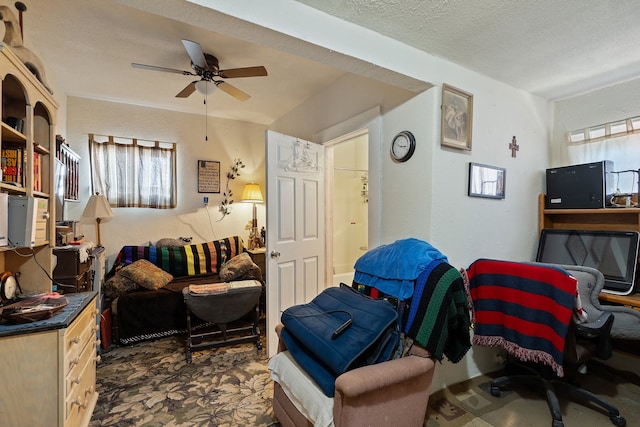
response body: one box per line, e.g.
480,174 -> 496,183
65,97 -> 268,268
384,86 -> 550,390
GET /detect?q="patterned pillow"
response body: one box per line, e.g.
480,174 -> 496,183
119,259 -> 174,290
103,274 -> 140,300
219,252 -> 257,282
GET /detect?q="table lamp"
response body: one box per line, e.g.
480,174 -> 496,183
241,183 -> 264,249
81,192 -> 113,246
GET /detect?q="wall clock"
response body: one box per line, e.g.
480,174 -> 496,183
390,131 -> 416,162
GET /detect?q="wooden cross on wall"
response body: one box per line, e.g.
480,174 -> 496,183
509,136 -> 519,157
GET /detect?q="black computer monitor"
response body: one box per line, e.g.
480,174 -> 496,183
536,229 -> 640,295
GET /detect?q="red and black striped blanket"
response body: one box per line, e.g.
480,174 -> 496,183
467,259 -> 578,377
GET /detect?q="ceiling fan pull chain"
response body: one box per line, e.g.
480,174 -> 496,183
204,96 -> 208,142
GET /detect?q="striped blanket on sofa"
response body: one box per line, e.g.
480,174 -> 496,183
467,259 -> 578,377
110,235 -> 244,277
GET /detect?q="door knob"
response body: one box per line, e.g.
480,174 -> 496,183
270,251 -> 280,259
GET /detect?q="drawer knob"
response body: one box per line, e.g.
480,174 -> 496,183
94,355 -> 101,363
69,336 -> 81,345
85,385 -> 95,396
70,397 -> 82,407
71,377 -> 81,385
69,357 -> 80,368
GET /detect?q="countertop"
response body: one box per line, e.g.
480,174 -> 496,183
0,291 -> 97,338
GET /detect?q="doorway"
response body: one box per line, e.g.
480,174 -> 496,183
327,131 -> 369,287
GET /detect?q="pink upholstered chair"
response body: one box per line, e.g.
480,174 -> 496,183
270,324 -> 436,427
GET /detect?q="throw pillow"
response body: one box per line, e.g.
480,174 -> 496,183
103,274 -> 140,300
219,252 -> 257,282
119,259 -> 174,290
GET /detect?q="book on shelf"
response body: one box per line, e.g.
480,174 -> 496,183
1,144 -> 24,186
34,151 -> 41,192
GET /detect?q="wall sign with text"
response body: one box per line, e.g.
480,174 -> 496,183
198,160 -> 221,193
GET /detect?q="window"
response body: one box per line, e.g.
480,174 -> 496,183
89,134 -> 177,208
567,115 -> 640,144
566,117 -> 640,196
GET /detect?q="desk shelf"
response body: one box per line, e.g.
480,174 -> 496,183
538,194 -> 640,307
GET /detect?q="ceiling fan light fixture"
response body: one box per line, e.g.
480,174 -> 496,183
195,80 -> 216,95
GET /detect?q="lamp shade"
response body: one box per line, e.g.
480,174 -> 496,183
195,80 -> 216,96
82,193 -> 114,219
241,183 -> 264,203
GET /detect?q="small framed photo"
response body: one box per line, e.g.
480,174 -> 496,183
197,160 -> 221,193
441,84 -> 473,150
468,162 -> 505,199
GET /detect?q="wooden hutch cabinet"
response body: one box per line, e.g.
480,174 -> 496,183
0,41 -> 57,291
0,42 -> 99,426
538,194 -> 640,310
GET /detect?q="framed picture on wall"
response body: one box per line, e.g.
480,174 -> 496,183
198,160 -> 221,193
468,162 -> 505,199
441,84 -> 473,150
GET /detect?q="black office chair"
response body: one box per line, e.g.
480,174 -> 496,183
466,259 -> 626,427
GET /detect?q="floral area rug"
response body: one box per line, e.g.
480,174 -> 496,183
90,336 -> 277,426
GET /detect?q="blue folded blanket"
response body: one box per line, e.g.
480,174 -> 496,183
354,238 -> 448,299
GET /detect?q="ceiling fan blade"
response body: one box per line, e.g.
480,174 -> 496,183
219,66 -> 268,78
215,81 -> 250,101
131,63 -> 195,76
176,81 -> 197,98
182,39 -> 208,70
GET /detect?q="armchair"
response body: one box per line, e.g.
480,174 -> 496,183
270,324 -> 436,427
466,259 -> 626,427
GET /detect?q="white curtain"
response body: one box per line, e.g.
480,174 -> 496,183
89,135 -> 176,209
567,133 -> 639,194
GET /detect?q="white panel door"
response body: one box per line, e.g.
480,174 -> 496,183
265,130 -> 325,356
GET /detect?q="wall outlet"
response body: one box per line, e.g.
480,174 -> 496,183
203,197 -> 209,205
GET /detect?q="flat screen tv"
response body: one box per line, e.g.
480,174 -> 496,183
536,229 -> 640,295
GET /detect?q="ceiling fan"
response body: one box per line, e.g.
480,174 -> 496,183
131,39 -> 267,101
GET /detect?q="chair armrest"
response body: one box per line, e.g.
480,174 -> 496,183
575,312 -> 613,338
575,312 -> 614,360
333,356 -> 436,427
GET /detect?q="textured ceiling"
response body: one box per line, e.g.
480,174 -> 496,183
297,0 -> 640,100
8,0 -> 640,128
16,0 -> 350,124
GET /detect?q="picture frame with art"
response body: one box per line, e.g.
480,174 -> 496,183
441,84 -> 473,150
468,162 -> 505,199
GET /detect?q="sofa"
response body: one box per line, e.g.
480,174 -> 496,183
104,236 -> 263,345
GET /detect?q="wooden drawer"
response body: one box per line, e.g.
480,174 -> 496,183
65,332 -> 94,397
54,248 -> 92,277
64,303 -> 96,375
64,298 -> 98,427
57,270 -> 91,294
65,352 -> 97,427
